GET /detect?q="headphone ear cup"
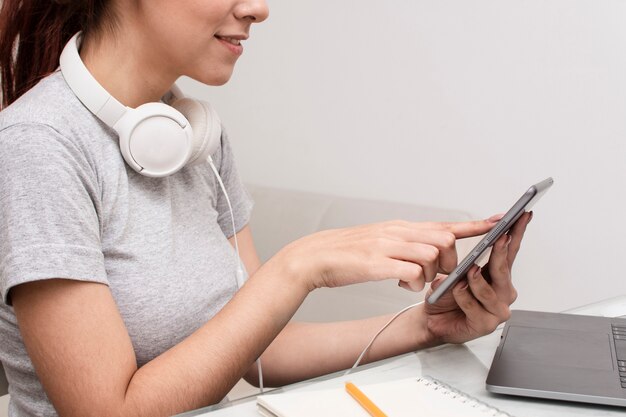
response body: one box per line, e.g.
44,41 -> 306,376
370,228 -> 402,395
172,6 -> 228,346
115,102 -> 194,177
171,98 -> 221,166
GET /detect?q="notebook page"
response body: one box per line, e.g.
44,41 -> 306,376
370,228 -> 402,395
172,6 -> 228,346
256,376 -> 513,417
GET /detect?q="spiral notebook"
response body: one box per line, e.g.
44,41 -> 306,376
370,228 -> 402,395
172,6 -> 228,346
257,376 -> 514,417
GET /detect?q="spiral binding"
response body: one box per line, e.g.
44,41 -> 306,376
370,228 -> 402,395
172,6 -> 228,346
418,376 -> 514,417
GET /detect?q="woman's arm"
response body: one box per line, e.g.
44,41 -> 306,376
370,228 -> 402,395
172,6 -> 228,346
13,218 -> 497,417
12,257 -> 307,417
238,214 -> 530,387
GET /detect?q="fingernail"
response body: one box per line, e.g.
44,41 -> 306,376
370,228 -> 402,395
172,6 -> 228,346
459,281 -> 469,290
505,234 -> 512,247
528,211 -> 534,222
471,267 -> 480,280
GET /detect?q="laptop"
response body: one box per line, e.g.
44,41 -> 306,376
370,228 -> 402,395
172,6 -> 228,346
486,310 -> 626,407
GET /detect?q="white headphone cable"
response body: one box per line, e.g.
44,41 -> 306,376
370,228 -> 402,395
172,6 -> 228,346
207,156 -> 245,288
344,300 -> 424,376
207,156 -> 264,393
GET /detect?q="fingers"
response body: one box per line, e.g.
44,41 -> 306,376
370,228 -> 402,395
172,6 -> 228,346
384,246 -> 440,292
386,241 -> 440,283
466,266 -> 512,320
386,218 -> 495,240
452,277 -> 502,336
429,274 -> 447,291
506,211 -> 532,268
382,227 -> 457,274
371,217 -> 495,292
362,249 -> 429,292
319,215 -> 518,292
446,265 -> 515,339
376,259 -> 426,292
486,232 -> 512,292
398,279 -> 424,292
483,213 -> 531,303
428,218 -> 499,239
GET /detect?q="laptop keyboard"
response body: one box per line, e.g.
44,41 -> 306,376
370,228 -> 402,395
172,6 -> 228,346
612,325 -> 626,388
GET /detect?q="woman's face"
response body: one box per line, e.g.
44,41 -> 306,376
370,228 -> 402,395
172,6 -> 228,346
126,0 -> 269,85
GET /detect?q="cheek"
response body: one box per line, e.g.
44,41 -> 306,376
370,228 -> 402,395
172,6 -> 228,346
144,2 -> 224,56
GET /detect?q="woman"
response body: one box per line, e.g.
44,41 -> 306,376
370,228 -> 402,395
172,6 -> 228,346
0,1 -> 530,416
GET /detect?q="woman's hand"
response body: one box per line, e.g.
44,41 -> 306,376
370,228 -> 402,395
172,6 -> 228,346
422,211 -> 532,345
269,217 -> 501,293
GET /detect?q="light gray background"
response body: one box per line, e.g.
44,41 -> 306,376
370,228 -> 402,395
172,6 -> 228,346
179,0 -> 626,314
3,0 -> 626,413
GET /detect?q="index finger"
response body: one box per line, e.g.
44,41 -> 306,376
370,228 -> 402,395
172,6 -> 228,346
417,218 -> 497,239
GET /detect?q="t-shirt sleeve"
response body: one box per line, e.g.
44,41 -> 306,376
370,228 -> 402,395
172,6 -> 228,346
0,124 -> 108,306
213,127 -> 254,238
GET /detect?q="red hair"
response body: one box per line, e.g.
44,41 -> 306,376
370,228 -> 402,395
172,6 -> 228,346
0,0 -> 113,109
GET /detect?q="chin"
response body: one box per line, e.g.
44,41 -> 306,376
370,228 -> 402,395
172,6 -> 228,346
191,69 -> 234,87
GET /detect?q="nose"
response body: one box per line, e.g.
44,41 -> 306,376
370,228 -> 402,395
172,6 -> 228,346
235,0 -> 269,23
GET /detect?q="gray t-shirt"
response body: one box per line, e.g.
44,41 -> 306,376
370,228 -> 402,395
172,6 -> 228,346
0,70 -> 254,416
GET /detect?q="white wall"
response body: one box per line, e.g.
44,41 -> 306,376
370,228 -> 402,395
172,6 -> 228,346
180,0 -> 626,313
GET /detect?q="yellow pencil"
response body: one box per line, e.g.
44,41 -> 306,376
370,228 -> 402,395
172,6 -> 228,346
345,381 -> 388,417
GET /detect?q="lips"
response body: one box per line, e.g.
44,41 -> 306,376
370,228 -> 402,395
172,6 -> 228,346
215,35 -> 241,46
214,34 -> 246,56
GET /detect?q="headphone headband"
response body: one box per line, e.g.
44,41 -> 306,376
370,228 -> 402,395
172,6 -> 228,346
59,32 -> 128,128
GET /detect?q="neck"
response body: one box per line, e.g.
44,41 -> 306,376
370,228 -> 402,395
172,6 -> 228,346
79,31 -> 178,108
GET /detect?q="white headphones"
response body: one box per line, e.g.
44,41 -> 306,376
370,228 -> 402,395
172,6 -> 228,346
59,32 -> 246,288
59,32 -> 221,178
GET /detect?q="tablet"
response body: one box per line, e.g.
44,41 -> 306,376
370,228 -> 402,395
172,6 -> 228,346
426,177 -> 554,304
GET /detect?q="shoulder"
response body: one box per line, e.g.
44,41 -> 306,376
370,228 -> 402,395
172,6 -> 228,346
0,71 -> 122,181
1,70 -> 117,152
2,71 -> 84,128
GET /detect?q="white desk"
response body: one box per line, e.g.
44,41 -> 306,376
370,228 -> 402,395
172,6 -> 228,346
176,296 -> 626,417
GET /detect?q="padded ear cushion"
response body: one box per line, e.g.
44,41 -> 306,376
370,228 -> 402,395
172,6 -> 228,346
171,98 -> 222,166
